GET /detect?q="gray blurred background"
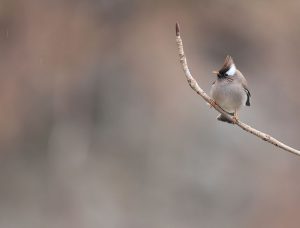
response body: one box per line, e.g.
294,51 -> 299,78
0,0 -> 300,227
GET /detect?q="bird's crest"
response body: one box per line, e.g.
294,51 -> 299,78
219,55 -> 236,76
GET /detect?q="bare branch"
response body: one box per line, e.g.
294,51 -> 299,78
175,22 -> 300,156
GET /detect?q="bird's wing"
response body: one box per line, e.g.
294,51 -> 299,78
242,83 -> 251,106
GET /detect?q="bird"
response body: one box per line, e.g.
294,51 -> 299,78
210,55 -> 251,123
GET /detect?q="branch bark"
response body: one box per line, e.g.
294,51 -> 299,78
175,22 -> 300,156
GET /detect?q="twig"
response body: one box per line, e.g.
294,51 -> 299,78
175,22 -> 300,156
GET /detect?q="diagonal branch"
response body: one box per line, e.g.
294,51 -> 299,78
175,22 -> 300,156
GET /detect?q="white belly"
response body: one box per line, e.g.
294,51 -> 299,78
211,81 -> 247,113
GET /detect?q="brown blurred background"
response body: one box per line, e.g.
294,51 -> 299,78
0,0 -> 300,227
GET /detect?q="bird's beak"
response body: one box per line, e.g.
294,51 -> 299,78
212,70 -> 219,76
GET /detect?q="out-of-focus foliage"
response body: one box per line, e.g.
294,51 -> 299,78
0,0 -> 299,227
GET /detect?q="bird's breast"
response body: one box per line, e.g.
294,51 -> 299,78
210,80 -> 247,113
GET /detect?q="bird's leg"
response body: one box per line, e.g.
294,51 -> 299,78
208,98 -> 217,108
232,109 -> 239,124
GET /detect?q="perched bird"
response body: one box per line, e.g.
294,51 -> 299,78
210,55 -> 251,123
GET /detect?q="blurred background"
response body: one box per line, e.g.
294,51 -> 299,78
0,0 -> 300,227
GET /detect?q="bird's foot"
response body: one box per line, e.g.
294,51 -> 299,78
209,99 -> 217,108
232,111 -> 239,124
232,116 -> 238,124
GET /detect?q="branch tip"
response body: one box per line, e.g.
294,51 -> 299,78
175,22 -> 180,36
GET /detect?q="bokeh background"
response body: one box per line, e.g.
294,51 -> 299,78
0,0 -> 300,227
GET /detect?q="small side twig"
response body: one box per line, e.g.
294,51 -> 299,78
175,22 -> 300,156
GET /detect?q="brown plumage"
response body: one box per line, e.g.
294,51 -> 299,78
218,55 -> 235,76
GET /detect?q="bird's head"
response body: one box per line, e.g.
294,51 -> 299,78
212,55 -> 237,78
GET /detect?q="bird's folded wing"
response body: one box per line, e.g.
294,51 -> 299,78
243,84 -> 251,106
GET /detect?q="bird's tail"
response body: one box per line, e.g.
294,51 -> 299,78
217,113 -> 234,124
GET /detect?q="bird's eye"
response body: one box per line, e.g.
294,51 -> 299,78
225,73 -> 228,76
